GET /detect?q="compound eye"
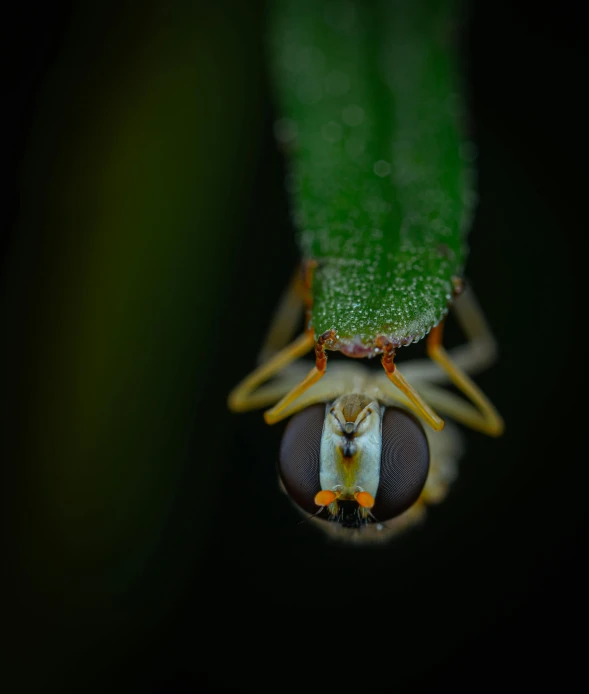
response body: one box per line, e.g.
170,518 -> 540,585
278,404 -> 325,515
373,407 -> 430,521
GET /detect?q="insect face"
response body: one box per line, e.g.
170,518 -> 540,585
319,394 -> 383,508
278,397 -> 430,530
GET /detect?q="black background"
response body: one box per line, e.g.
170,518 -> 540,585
4,1 -> 586,690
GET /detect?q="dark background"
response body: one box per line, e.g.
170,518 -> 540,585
4,1 -> 586,690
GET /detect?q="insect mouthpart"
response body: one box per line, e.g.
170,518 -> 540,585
330,500 -> 372,529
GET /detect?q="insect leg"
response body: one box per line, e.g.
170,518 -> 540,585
227,331 -> 315,413
246,362 -> 370,417
257,263 -> 311,364
228,361 -> 363,415
228,261 -> 318,414
263,329 -> 335,425
377,337 -> 445,432
447,284 -> 500,375
412,382 -> 502,437
426,314 -> 504,436
393,285 -> 499,385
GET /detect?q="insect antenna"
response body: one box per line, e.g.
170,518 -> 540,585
297,506 -> 327,525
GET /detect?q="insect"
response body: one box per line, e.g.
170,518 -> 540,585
228,0 -> 503,542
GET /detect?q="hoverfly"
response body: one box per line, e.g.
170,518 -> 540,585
228,0 -> 503,542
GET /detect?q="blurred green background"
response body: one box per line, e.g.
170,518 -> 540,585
3,0 -> 584,690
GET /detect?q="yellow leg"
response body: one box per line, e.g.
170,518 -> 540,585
263,329 -> 335,425
394,286 -> 499,386
233,361 -> 369,418
386,367 -> 445,431
377,336 -> 444,432
257,266 -> 306,364
228,332 -> 314,412
263,365 -> 325,424
412,383 -> 502,437
427,322 -> 504,436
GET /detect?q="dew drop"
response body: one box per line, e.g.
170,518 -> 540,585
325,70 -> 350,96
374,160 -> 391,177
346,136 -> 364,158
297,79 -> 323,104
322,121 -> 343,142
324,0 -> 357,33
342,104 -> 364,126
